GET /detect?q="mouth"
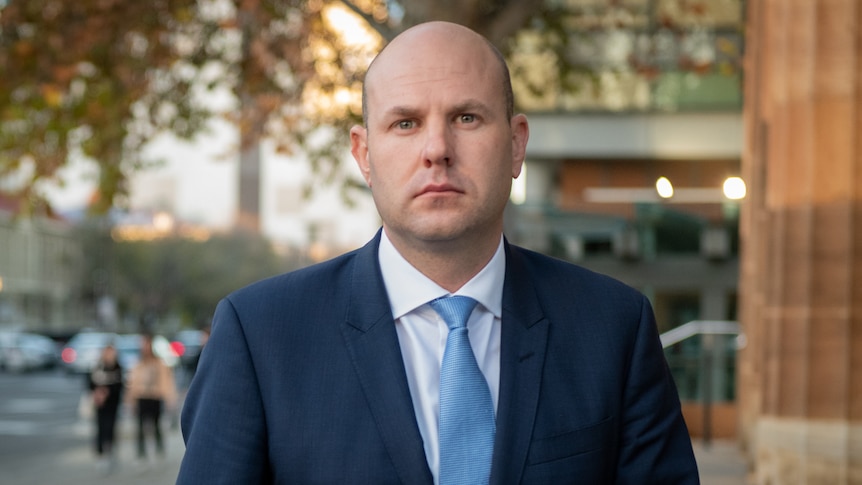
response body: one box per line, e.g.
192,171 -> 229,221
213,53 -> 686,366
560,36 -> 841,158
416,183 -> 463,197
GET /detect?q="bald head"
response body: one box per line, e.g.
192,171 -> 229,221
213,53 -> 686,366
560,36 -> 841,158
348,20 -> 530,280
361,22 -> 514,126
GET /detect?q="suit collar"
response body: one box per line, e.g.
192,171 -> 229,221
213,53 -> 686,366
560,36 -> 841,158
490,241 -> 550,484
341,231 -> 435,484
341,233 -> 549,485
378,230 -> 507,319
344,231 -> 392,333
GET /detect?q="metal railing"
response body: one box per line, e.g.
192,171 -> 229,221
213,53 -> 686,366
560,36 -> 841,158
661,320 -> 741,348
661,320 -> 742,445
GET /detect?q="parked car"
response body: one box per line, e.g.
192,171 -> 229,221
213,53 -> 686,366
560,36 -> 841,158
0,331 -> 60,373
60,331 -> 118,374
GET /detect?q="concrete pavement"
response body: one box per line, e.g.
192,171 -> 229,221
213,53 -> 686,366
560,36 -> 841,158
693,439 -> 751,485
7,418 -> 750,484
1,412 -> 185,485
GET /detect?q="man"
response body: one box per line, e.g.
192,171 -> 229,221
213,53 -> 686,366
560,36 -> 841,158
178,21 -> 699,484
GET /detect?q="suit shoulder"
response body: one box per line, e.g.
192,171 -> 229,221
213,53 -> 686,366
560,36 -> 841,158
506,245 -> 654,346
511,246 -> 640,294
509,244 -> 644,300
226,247 -> 361,303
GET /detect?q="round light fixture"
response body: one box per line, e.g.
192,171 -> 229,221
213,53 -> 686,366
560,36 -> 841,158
655,177 -> 674,199
723,177 -> 746,200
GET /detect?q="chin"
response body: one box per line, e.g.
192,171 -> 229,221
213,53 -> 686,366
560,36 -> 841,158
399,221 -> 464,244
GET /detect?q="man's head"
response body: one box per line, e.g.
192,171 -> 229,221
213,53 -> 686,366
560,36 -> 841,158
350,22 -> 529,257
360,26 -> 515,125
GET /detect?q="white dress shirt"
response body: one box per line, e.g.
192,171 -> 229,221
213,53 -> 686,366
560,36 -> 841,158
378,231 -> 504,484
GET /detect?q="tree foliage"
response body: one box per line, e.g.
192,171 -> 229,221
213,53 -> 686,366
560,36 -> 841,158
0,0 -> 546,215
0,0 -> 218,214
1,0 -> 741,215
110,232 -> 288,325
76,220 -> 296,326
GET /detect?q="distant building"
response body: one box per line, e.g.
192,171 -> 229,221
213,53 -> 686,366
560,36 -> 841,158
0,195 -> 84,334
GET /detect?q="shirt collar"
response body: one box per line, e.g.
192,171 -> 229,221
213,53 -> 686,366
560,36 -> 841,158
378,230 -> 505,320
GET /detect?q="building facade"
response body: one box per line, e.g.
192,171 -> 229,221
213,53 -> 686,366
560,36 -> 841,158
0,202 -> 84,334
506,0 -> 745,430
738,0 -> 862,482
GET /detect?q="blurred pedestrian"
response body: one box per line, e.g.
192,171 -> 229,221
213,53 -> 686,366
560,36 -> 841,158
87,343 -> 123,474
126,333 -> 176,464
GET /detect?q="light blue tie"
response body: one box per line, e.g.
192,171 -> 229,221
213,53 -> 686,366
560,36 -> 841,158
430,295 -> 495,485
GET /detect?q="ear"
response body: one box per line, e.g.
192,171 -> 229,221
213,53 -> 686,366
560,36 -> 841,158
350,125 -> 372,187
510,114 -> 529,178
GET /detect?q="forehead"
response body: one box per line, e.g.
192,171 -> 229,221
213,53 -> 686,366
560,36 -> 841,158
364,28 -> 503,116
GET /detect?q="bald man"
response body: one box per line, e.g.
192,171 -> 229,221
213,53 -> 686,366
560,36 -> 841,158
178,22 -> 698,484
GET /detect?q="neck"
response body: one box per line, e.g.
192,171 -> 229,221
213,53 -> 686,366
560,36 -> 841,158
384,228 -> 501,293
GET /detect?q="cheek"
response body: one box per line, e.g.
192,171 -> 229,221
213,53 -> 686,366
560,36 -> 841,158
370,143 -> 415,182
367,162 -> 402,199
478,143 -> 517,181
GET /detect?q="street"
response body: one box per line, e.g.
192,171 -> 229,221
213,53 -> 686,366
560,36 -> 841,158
0,369 -> 749,484
0,369 -> 185,485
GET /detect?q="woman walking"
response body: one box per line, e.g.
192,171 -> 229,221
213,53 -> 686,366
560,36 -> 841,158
126,334 -> 176,464
88,343 -> 123,474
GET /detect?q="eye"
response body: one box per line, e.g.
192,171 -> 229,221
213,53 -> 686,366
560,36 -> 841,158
396,120 -> 415,130
459,114 -> 476,124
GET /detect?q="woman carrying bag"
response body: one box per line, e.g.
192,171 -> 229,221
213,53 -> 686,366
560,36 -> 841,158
126,333 -> 176,464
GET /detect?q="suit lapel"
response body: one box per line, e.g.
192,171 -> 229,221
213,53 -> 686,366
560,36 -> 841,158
340,233 -> 434,485
490,243 -> 550,484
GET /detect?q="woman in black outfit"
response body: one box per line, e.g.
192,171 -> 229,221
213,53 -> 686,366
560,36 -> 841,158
88,344 -> 123,473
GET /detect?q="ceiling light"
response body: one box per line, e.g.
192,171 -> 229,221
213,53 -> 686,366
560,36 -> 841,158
655,177 -> 674,199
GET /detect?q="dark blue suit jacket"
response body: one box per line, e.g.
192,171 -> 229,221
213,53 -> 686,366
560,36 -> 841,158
177,232 -> 699,484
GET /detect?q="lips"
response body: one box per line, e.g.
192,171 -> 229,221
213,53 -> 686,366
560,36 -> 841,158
416,183 -> 462,197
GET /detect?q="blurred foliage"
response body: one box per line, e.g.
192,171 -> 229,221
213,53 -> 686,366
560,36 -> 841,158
1,0 -> 217,214
0,0 -> 545,216
110,232 -> 286,325
75,219 -> 301,326
0,0 -> 740,215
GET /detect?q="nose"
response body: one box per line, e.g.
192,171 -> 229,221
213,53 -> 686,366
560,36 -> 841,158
422,119 -> 452,168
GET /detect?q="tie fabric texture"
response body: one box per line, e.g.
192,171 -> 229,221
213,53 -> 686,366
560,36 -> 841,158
430,295 -> 496,485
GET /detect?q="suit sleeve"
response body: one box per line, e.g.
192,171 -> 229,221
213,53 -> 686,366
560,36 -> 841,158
177,298 -> 271,484
615,296 -> 700,484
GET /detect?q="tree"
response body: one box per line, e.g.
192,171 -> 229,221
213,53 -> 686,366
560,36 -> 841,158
1,0 -> 740,217
81,225 -> 292,327
0,0 -> 216,214
0,0 -> 543,219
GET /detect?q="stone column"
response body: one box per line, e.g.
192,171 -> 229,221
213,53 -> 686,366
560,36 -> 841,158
738,0 -> 862,483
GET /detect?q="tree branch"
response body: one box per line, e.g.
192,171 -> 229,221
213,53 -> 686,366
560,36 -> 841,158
481,0 -> 544,51
338,0 -> 399,42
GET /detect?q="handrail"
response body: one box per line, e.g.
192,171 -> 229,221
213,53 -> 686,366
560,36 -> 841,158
660,319 -> 741,447
660,320 -> 740,348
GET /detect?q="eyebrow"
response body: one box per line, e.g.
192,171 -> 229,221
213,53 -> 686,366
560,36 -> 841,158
450,99 -> 493,116
382,99 -> 495,120
383,105 -> 421,119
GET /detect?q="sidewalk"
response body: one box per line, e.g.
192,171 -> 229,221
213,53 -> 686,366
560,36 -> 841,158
6,413 -> 186,485
14,420 -> 750,484
694,439 -> 751,485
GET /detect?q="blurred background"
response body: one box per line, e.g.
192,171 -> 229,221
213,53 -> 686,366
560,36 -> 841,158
1,0 -> 859,484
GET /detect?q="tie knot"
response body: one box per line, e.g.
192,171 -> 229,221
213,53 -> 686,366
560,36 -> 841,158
430,295 -> 478,330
